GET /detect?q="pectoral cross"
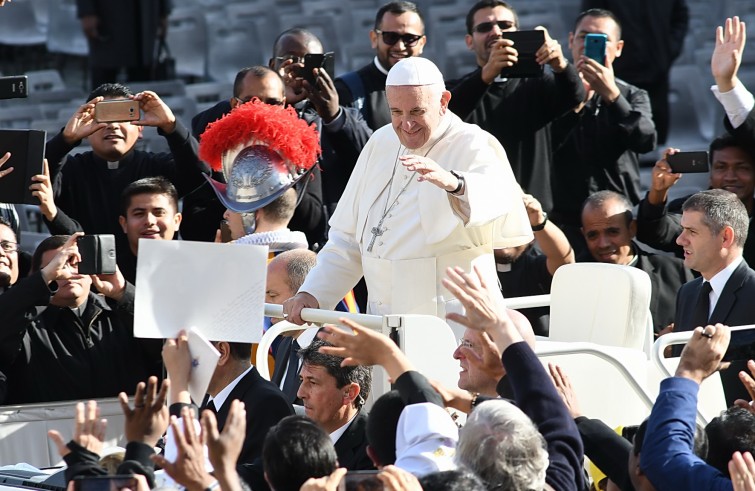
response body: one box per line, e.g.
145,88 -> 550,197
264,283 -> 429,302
367,223 -> 385,253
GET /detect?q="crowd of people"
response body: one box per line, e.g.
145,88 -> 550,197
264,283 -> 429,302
1,0 -> 755,490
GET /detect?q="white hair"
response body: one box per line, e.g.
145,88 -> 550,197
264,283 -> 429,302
456,400 -> 549,491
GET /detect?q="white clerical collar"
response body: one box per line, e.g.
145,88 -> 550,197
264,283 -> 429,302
329,411 -> 359,443
373,56 -> 389,76
107,160 -> 119,169
208,365 -> 253,411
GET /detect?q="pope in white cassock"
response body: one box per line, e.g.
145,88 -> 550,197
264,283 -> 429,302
283,57 -> 532,323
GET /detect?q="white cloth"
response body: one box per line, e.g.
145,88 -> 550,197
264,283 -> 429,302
387,57 -> 444,87
711,82 -> 755,129
394,403 -> 458,476
298,110 -> 532,317
234,228 -> 308,252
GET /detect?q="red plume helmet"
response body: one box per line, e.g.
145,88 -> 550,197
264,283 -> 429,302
198,99 -> 321,213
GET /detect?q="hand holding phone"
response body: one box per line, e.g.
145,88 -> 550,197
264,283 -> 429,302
303,52 -> 335,86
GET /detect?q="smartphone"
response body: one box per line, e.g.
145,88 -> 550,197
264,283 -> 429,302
584,33 -> 607,65
667,151 -> 709,173
94,99 -> 140,123
73,476 -> 138,491
77,234 -> 117,275
219,220 -> 233,243
0,75 -> 28,100
338,470 -> 383,491
303,52 -> 335,85
499,30 -> 545,78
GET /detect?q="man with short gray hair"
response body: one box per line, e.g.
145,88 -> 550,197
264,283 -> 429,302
674,188 -> 755,404
457,399 -> 549,490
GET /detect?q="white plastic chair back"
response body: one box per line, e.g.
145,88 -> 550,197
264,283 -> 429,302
535,340 -> 656,429
549,263 -> 652,350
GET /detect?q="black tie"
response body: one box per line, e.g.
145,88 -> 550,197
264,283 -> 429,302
204,401 -> 218,416
691,281 -> 713,329
282,339 -> 301,401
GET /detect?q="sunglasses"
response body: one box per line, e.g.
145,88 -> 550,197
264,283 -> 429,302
235,96 -> 285,106
473,20 -> 516,33
375,29 -> 424,47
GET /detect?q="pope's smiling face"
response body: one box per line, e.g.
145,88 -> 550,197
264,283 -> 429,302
386,84 -> 451,149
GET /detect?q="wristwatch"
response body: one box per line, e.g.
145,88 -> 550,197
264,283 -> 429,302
448,170 -> 465,195
531,212 -> 548,232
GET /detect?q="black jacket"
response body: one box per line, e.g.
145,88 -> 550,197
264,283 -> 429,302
334,410 -> 374,471
448,64 -> 585,212
334,60 -> 391,131
76,0 -> 171,69
0,272 -> 162,404
551,79 -> 656,226
44,121 -> 208,236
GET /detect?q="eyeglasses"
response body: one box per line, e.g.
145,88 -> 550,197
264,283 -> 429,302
235,96 -> 285,106
375,29 -> 425,47
472,20 -> 516,33
274,55 -> 304,65
0,240 -> 18,253
458,338 -> 474,349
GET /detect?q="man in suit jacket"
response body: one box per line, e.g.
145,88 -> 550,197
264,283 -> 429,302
163,333 -> 293,490
580,191 -> 694,333
268,249 -> 318,403
297,339 -> 374,470
673,189 -> 755,403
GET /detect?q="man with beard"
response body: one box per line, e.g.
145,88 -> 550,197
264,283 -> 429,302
496,193 -> 574,336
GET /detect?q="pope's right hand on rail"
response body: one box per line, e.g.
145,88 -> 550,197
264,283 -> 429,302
282,292 -> 320,325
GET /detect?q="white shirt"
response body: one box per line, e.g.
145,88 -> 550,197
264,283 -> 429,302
329,411 -> 358,444
707,256 -> 744,317
711,82 -> 755,129
208,365 -> 253,412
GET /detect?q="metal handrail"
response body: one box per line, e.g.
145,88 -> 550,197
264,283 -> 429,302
264,303 -> 383,329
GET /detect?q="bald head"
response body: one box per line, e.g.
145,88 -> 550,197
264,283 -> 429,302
269,249 -> 317,294
272,28 -> 323,58
231,66 -> 285,108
